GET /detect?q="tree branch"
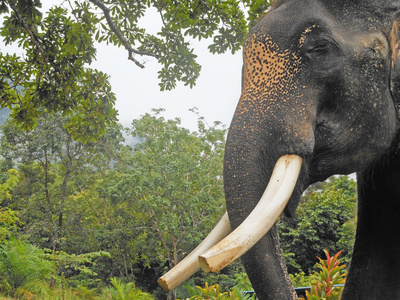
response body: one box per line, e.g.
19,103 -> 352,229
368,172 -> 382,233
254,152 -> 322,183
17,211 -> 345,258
88,0 -> 159,68
7,1 -> 47,63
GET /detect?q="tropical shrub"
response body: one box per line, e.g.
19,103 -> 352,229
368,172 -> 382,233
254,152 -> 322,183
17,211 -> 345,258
100,277 -> 154,300
187,282 -> 229,299
181,282 -> 253,300
302,250 -> 346,300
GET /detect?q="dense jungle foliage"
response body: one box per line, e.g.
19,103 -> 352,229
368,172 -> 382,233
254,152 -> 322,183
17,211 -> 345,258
0,108 -> 356,299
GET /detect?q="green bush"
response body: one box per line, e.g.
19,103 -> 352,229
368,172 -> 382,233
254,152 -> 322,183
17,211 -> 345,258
178,281 -> 254,300
289,272 -> 312,288
0,238 -> 57,298
100,277 -> 154,300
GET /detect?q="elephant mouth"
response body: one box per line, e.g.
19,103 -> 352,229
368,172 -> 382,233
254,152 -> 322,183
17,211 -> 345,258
158,154 -> 303,291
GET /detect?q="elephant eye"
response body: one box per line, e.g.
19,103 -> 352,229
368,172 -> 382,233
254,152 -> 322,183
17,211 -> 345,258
304,38 -> 338,59
311,42 -> 330,54
307,41 -> 334,56
303,37 -> 342,72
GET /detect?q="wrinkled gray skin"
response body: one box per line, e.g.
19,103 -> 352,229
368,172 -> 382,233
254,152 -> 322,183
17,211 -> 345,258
224,0 -> 400,299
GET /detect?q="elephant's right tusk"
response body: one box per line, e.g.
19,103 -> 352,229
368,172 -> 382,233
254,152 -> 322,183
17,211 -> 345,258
198,154 -> 302,273
157,212 -> 231,291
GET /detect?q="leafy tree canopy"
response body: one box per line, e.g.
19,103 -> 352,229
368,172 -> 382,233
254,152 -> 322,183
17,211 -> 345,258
1,1 -> 117,141
0,0 -> 273,140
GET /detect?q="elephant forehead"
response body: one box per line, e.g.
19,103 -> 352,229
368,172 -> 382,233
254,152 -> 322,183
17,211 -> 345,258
242,34 -> 301,101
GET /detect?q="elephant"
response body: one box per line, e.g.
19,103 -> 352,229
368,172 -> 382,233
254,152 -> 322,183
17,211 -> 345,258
158,0 -> 400,299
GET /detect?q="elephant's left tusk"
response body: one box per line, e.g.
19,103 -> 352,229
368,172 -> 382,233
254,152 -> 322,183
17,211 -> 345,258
157,212 -> 231,291
198,154 -> 302,273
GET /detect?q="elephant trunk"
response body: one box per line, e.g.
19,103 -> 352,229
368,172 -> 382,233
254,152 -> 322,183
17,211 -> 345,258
216,98 -> 315,298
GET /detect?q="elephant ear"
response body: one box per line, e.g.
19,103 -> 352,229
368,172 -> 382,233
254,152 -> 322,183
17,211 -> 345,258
390,18 -> 400,116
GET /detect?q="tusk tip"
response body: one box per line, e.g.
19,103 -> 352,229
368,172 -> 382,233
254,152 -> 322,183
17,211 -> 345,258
156,212 -> 231,291
198,255 -> 212,273
198,251 -> 235,273
157,276 -> 172,291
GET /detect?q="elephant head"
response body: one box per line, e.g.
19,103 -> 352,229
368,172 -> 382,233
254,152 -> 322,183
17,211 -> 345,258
159,0 -> 400,299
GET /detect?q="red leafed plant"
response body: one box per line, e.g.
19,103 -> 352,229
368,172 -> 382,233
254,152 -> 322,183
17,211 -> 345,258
302,249 -> 347,300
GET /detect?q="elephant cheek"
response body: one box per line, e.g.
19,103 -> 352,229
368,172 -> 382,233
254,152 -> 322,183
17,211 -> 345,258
236,33 -> 317,157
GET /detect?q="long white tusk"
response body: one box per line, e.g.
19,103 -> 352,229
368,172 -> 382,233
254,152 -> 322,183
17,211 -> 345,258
157,212 -> 231,291
198,154 -> 302,273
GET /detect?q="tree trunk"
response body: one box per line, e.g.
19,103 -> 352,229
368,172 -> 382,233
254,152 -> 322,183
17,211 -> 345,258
43,150 -> 56,251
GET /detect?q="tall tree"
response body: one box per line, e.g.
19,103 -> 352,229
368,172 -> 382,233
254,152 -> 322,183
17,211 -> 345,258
0,113 -> 125,250
128,109 -> 226,270
85,109 -> 226,299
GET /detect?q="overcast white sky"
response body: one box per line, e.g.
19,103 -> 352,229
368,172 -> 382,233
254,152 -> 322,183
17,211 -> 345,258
91,39 -> 242,131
